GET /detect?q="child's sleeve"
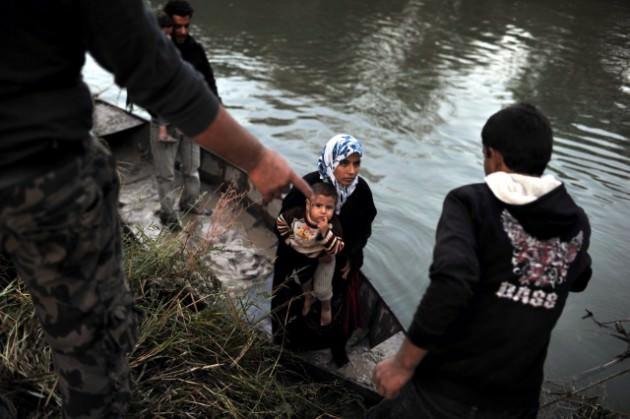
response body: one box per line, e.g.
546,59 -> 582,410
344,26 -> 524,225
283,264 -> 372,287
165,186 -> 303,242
275,211 -> 293,241
321,218 -> 345,255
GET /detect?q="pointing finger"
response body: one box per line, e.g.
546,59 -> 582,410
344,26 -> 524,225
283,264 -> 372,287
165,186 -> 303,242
290,171 -> 313,199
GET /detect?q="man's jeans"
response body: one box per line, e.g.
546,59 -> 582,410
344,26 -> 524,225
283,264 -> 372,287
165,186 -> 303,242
150,122 -> 201,216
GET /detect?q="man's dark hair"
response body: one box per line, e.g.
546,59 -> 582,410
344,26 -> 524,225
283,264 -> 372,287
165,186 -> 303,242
156,12 -> 173,28
481,103 -> 553,176
163,0 -> 194,17
311,182 -> 338,202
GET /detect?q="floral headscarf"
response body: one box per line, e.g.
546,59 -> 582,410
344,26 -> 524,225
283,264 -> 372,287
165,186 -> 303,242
317,134 -> 364,214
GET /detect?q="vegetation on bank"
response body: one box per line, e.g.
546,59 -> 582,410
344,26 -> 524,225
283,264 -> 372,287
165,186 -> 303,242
0,222 -> 367,418
540,310 -> 630,419
1,185 -> 628,417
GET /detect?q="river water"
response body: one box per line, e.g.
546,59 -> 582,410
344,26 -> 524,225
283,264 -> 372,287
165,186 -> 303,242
87,0 -> 630,411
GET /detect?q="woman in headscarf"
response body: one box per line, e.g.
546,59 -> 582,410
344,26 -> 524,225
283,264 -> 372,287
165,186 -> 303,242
271,134 -> 377,366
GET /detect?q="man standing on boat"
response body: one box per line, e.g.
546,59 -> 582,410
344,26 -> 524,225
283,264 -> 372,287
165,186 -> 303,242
0,0 -> 310,417
164,0 -> 221,103
145,0 -> 221,230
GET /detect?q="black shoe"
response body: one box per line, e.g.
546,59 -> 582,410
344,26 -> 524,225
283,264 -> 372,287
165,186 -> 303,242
159,211 -> 182,232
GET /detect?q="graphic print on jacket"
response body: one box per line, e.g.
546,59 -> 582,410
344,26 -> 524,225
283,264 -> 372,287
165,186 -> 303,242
496,210 -> 583,309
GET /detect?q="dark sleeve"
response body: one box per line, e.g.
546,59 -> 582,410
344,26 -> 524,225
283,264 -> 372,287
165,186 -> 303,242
322,217 -> 344,255
346,179 -> 377,268
81,0 -> 220,137
195,44 -> 221,101
570,209 -> 592,292
407,189 -> 480,349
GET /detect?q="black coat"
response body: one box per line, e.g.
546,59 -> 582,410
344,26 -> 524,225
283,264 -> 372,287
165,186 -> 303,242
174,36 -> 220,100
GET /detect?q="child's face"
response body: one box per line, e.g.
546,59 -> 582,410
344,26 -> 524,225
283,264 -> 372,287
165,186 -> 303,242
307,194 -> 336,223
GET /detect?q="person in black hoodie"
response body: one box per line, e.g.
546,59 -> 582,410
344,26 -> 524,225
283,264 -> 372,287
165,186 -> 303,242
370,103 -> 592,418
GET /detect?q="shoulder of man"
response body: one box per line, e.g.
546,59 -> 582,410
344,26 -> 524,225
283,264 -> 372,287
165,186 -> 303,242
446,182 -> 490,202
437,182 -> 495,223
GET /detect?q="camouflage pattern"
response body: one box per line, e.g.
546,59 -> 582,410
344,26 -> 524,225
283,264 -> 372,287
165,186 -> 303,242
0,137 -> 139,418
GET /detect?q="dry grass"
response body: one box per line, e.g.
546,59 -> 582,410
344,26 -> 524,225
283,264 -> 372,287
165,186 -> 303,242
0,190 -> 366,418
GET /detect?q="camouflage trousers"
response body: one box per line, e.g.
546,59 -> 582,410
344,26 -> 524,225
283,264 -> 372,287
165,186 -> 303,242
0,138 -> 139,418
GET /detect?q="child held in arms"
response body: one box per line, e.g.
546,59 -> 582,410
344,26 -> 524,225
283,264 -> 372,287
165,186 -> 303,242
275,183 -> 344,326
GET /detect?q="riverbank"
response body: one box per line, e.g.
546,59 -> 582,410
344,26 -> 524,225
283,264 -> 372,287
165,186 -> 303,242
0,226 -> 371,417
1,196 -> 623,417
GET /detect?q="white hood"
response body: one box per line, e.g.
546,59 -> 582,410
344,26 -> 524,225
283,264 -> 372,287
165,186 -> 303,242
484,172 -> 562,205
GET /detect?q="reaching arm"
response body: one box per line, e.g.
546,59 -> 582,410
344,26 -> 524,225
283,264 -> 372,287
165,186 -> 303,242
83,0 -> 220,136
82,0 -> 311,202
406,190 -> 480,349
193,108 -> 312,202
280,172 -> 319,213
372,189 -> 479,398
372,338 -> 427,399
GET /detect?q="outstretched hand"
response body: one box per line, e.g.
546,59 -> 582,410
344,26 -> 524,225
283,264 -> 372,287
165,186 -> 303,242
248,148 -> 313,204
193,107 -> 313,204
372,338 -> 427,399
372,356 -> 414,400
